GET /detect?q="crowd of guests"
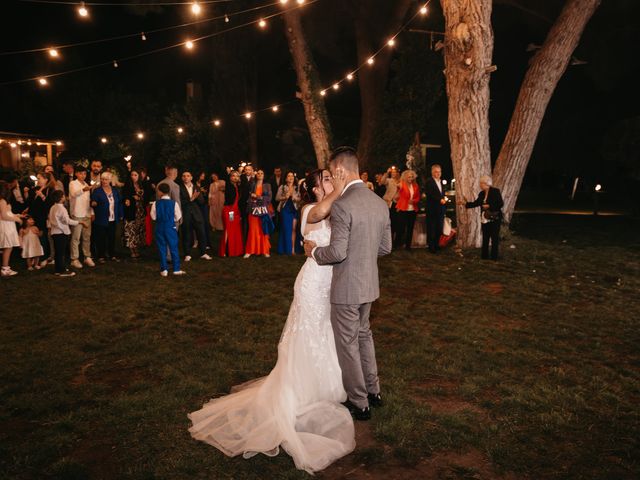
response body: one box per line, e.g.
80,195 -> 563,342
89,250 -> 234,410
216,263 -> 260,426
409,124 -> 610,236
0,158 -> 504,277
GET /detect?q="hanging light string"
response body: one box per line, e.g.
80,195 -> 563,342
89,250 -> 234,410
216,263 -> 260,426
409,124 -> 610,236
0,0 -> 319,86
1,1 -> 282,56
19,0 -> 236,6
318,1 -> 433,98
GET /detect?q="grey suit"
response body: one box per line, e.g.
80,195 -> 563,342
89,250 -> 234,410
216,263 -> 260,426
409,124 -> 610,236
313,181 -> 392,409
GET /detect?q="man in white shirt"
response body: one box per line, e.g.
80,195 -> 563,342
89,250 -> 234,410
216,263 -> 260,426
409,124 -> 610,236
69,166 -> 95,268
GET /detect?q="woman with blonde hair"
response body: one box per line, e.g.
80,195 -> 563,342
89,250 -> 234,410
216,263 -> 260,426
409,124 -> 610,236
393,169 -> 421,250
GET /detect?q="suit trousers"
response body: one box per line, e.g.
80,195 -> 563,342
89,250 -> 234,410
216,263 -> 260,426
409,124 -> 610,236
181,208 -> 206,257
70,216 -> 91,260
331,302 -> 380,409
156,224 -> 180,272
94,222 -> 116,259
426,209 -> 444,252
481,221 -> 500,260
52,233 -> 70,273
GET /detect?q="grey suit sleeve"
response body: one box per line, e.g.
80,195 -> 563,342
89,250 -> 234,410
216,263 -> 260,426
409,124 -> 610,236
313,202 -> 350,265
378,213 -> 392,256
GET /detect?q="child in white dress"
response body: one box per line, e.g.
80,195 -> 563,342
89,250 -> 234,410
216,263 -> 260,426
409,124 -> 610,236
20,216 -> 44,270
0,184 -> 23,277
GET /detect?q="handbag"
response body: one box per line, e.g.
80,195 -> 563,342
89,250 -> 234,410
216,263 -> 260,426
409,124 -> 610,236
483,210 -> 501,221
250,197 -> 268,217
261,214 -> 275,235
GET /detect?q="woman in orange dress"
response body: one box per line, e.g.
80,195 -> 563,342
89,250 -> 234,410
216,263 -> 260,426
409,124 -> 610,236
244,169 -> 272,258
219,170 -> 244,257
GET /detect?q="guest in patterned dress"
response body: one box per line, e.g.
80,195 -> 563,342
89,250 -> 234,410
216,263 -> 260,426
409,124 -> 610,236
122,170 -> 148,259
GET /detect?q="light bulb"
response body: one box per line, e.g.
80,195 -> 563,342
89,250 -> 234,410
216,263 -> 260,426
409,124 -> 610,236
56,141 -> 62,146
387,38 -> 395,47
185,40 -> 194,50
191,2 -> 201,15
137,132 -> 144,140
113,60 -> 118,68
346,73 -> 354,81
213,119 -> 221,127
224,15 -> 229,23
280,0 -> 288,3
245,112 -> 252,119
78,2 -> 89,18
332,83 -> 340,90
38,77 -> 48,86
10,143 -> 17,148
297,0 -> 305,4
420,6 -> 428,15
367,57 -> 375,65
141,32 -> 146,41
258,19 -> 267,28
272,105 -> 279,112
177,127 -> 184,134
48,48 -> 59,58
595,184 -> 602,192
100,137 -> 108,144
320,90 -> 326,96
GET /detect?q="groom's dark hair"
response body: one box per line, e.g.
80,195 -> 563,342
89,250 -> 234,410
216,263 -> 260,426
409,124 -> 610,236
329,146 -> 359,173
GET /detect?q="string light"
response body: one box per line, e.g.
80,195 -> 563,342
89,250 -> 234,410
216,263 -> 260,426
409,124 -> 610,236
78,2 -> 89,18
48,48 -> 59,58
387,38 -> 396,47
136,132 -> 144,139
100,137 -> 108,143
332,83 -> 339,90
141,32 -> 147,41
244,112 -> 252,119
320,90 -> 326,96
177,127 -> 184,133
191,2 -> 201,16
271,105 -> 279,112
280,0 -> 288,3
113,60 -> 118,68
224,14 -> 229,23
38,77 -> 48,86
258,19 -> 267,28
56,141 -> 63,146
213,119 -> 221,126
296,0 -> 305,4
185,40 -> 194,50
10,143 -> 17,148
367,57 -> 375,65
346,73 -> 354,81
420,5 -> 428,15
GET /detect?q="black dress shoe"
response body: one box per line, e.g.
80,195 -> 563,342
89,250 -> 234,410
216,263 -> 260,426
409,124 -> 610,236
367,393 -> 383,408
342,400 -> 371,421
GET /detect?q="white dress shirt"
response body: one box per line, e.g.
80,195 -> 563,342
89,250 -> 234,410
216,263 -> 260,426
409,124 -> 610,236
150,195 -> 183,223
49,203 -> 79,235
69,179 -> 93,218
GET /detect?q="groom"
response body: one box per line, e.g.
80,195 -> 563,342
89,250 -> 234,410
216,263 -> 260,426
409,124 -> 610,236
304,146 -> 392,421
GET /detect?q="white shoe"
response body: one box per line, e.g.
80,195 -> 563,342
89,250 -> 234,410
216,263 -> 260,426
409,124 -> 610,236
39,260 -> 48,268
243,253 -> 251,259
84,257 -> 95,267
184,256 -> 192,262
49,259 -> 55,265
173,270 -> 187,276
200,253 -> 212,260
160,270 -> 168,277
59,271 -> 76,277
71,259 -> 83,269
264,254 -> 270,258
1,268 -> 18,277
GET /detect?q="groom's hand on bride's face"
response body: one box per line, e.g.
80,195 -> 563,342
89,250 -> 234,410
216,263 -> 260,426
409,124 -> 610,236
303,240 -> 317,257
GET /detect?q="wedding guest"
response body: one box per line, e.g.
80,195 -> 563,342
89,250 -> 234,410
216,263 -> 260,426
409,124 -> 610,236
219,170 -> 244,257
425,164 -> 447,254
208,173 -> 225,231
139,167 -> 155,248
60,159 -> 75,195
179,171 -> 212,262
123,169 -> 148,259
381,166 -> 401,243
89,159 -> 103,187
244,169 -> 272,258
151,183 -> 185,276
374,173 -> 386,198
275,171 -> 301,255
91,172 -> 123,263
20,216 -> 44,270
6,174 -> 28,214
157,165 -> 181,207
361,171 -> 374,191
268,166 -> 284,229
27,172 -> 55,265
0,181 -> 23,277
44,165 -> 64,191
196,172 -> 212,249
239,164 -> 255,241
48,190 -> 80,277
68,165 -> 95,268
459,175 -> 504,260
394,170 -> 421,250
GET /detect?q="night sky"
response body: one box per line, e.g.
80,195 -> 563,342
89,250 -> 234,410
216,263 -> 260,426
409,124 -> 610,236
1,0 -> 639,188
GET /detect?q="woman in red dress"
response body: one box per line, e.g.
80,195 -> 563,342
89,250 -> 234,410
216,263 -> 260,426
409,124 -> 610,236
219,170 -> 244,257
244,169 -> 272,258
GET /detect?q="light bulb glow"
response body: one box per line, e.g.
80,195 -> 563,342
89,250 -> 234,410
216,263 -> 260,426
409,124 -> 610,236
177,127 -> 184,134
113,60 -> 118,68
367,57 -> 375,65
258,19 -> 267,28
213,119 -> 221,127
320,90 -> 326,96
185,40 -> 194,50
346,73 -> 354,81
245,112 -> 252,119
280,0 -> 288,3
137,132 -> 144,140
332,83 -> 340,90
10,143 -> 17,148
296,0 -> 305,4
141,32 -> 146,41
272,105 -> 279,112
387,38 -> 395,47
420,6 -> 428,15
595,184 -> 602,192
38,77 -> 48,86
56,141 -> 62,146
191,2 -> 201,15
48,48 -> 59,58
224,15 -> 229,23
78,3 -> 89,18
100,137 -> 108,144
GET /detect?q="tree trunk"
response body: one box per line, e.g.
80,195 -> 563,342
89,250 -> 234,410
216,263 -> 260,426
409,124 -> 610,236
355,0 -> 412,169
493,0 -> 601,223
440,0 -> 494,247
283,9 -> 333,168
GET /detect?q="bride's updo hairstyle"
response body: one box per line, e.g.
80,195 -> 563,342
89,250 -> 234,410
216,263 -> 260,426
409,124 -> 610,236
300,169 -> 325,205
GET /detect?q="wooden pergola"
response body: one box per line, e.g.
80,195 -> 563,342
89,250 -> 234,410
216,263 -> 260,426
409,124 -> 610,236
0,131 -> 64,171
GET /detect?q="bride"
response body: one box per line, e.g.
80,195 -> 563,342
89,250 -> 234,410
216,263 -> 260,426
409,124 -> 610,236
188,168 -> 354,473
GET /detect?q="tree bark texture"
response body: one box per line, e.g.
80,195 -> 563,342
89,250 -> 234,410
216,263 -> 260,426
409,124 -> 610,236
492,0 -> 601,223
283,8 -> 333,168
355,0 -> 412,169
440,0 -> 494,248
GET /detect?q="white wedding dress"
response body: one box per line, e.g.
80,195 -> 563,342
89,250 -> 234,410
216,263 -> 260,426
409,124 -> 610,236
188,206 -> 355,473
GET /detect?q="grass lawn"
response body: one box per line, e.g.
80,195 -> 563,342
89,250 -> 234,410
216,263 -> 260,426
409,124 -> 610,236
1,214 -> 639,479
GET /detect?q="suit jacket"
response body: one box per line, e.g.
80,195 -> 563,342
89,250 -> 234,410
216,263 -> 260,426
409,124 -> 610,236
313,182 -> 392,305
179,183 -> 205,222
239,175 -> 255,215
91,187 -> 123,226
425,177 -> 446,216
466,187 -> 504,221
